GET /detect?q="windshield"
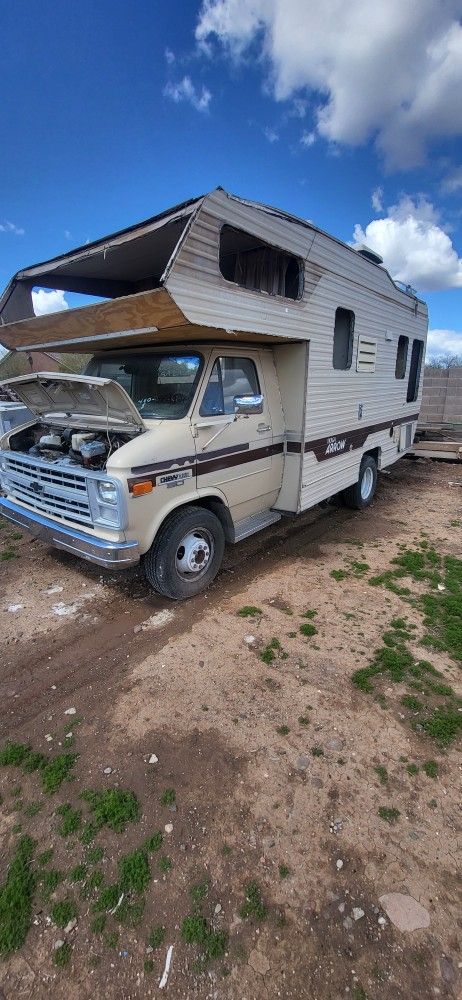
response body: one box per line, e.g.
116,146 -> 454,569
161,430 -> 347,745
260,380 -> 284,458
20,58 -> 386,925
86,352 -> 203,419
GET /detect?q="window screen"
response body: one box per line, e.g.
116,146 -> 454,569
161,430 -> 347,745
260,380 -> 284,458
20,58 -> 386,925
200,357 -> 260,416
406,339 -> 424,403
219,226 -> 302,300
333,308 -> 354,370
395,335 -> 408,379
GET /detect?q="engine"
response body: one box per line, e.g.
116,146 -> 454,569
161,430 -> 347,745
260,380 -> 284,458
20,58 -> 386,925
10,424 -> 129,470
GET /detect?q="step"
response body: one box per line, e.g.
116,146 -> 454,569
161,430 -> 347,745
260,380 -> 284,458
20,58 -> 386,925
233,508 -> 282,543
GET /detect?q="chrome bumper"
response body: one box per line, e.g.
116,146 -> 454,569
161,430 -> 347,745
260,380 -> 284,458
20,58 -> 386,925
0,496 -> 140,569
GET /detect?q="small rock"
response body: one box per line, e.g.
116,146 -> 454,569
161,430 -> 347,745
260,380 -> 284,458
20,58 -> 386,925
244,635 -> 256,646
296,754 -> 310,772
64,707 -> 76,716
54,939 -> 65,950
168,804 -> 177,813
343,917 -> 353,930
64,919 -> 77,934
440,956 -> 455,984
311,776 -> 323,789
248,949 -> 270,976
65,732 -> 72,739
336,859 -> 344,870
148,754 -> 159,764
164,823 -> 173,834
214,903 -> 222,915
45,734 -> 53,742
146,946 -> 153,954
379,893 -> 430,932
338,903 -> 346,914
103,767 -> 112,775
325,738 -> 344,752
352,908 -> 365,922
8,604 -> 24,613
378,916 -> 387,927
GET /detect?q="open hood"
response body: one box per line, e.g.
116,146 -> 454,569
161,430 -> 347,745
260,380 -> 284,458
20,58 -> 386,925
0,372 -> 146,433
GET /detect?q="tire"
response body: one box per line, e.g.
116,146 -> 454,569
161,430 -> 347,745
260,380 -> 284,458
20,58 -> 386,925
143,505 -> 225,600
342,455 -> 377,510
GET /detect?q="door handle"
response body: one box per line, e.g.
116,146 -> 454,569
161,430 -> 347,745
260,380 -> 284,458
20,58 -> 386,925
257,423 -> 271,433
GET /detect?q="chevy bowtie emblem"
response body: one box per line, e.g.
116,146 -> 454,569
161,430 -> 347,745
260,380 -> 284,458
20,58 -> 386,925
30,481 -> 44,494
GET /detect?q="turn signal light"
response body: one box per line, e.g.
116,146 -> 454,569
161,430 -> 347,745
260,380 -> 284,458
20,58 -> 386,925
132,480 -> 153,497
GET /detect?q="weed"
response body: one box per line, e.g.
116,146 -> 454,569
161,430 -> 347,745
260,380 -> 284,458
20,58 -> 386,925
222,843 -> 232,857
300,622 -> 317,638
181,914 -> 227,964
0,835 -> 36,957
402,695 -> 423,711
450,519 -> 461,527
378,807 -> 400,823
353,986 -> 368,1000
311,746 -> 324,757
117,898 -> 145,928
50,898 -> 78,928
53,941 -> 72,967
42,753 -> 78,794
406,763 -> 419,775
86,846 -> 104,864
278,864 -> 290,879
158,855 -> 172,873
298,715 -> 310,727
144,831 -> 163,853
260,638 -> 284,665
240,881 -> 267,921
69,864 -> 87,883
237,606 -> 262,617
264,677 -> 281,691
24,802 -> 42,818
81,788 -> 140,832
330,569 -> 348,581
161,788 -> 176,806
93,884 -> 121,913
56,803 -> 82,837
423,760 -> 438,778
90,914 -> 106,934
41,869 -> 64,901
301,610 -> 317,619
375,765 -> 388,785
351,560 -> 370,575
104,931 -> 119,949
144,959 -> 154,973
276,725 -> 290,736
148,925 -> 165,950
80,821 -> 99,845
38,849 -> 53,867
1,549 -> 17,561
420,706 -> 462,746
190,880 -> 209,905
118,848 -> 151,893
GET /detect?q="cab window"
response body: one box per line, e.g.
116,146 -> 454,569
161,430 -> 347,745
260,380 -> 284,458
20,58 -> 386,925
200,357 -> 260,416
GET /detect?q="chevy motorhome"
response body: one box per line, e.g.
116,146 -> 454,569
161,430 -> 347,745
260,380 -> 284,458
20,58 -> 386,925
0,189 -> 428,599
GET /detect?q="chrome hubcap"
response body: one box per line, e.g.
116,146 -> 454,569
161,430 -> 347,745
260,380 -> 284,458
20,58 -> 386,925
176,530 -> 212,576
360,466 -> 374,500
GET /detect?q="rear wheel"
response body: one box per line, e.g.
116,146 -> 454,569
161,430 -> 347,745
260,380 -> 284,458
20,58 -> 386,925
342,455 -> 377,510
143,505 -> 225,600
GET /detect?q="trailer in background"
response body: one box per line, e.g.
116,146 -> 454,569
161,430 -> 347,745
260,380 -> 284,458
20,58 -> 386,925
412,365 -> 462,462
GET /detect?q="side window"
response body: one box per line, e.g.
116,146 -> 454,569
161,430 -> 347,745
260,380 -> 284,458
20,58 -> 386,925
333,308 -> 354,370
200,357 -> 260,416
395,335 -> 408,379
406,339 -> 424,403
219,225 -> 303,300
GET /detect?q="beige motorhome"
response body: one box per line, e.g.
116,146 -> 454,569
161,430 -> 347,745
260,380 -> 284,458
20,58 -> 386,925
0,189 -> 428,599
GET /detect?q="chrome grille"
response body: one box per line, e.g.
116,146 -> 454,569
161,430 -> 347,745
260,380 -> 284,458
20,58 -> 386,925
1,454 -> 92,527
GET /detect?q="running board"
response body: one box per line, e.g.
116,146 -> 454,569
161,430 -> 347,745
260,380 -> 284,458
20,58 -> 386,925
233,509 -> 282,543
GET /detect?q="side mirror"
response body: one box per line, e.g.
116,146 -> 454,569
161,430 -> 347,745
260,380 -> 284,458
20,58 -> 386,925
234,394 -> 264,415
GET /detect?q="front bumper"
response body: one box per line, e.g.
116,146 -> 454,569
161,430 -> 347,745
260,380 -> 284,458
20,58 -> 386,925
0,496 -> 140,569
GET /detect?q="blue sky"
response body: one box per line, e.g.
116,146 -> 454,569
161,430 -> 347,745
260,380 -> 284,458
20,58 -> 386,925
1,0 -> 461,358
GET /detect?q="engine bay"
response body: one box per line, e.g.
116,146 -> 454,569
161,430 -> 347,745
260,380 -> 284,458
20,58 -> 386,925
7,423 -> 132,471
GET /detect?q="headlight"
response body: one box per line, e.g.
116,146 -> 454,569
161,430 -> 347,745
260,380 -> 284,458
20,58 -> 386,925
97,480 -> 118,504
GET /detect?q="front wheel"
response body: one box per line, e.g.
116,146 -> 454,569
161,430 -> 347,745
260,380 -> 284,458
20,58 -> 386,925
342,455 -> 377,510
143,505 -> 225,600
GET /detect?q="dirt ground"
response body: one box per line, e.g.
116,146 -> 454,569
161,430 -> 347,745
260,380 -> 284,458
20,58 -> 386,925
0,458 -> 461,1000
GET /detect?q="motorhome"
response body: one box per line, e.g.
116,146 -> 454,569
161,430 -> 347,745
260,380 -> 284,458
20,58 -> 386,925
0,189 -> 428,599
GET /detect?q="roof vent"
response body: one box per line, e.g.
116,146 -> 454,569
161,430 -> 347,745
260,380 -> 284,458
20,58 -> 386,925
356,244 -> 383,266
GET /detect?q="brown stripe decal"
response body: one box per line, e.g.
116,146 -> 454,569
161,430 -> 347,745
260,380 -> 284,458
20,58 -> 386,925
131,441 -> 249,477
288,413 -> 419,462
128,443 -> 284,493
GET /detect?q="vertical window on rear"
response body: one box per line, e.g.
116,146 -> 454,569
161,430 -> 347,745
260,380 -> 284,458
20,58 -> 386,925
333,308 -> 354,370
395,335 -> 408,379
406,339 -> 424,402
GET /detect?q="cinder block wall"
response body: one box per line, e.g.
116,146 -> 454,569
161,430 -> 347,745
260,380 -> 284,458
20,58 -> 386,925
420,367 -> 462,427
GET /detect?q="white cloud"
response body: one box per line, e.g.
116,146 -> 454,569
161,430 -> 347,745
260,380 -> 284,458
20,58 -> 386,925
440,165 -> 462,195
426,329 -> 462,357
352,195 -> 462,292
163,75 -> 212,112
263,126 -> 279,143
371,186 -> 384,213
195,0 -> 462,169
32,289 -> 69,316
165,47 -> 175,64
64,229 -> 72,241
300,130 -> 316,148
0,221 -> 25,236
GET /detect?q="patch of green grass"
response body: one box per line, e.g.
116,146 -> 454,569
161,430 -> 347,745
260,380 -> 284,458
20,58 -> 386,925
0,835 -> 36,958
158,855 -> 172,873
420,706 -> 462,747
55,803 -> 82,837
300,622 -> 317,638
401,694 -> 423,711
148,925 -> 165,950
144,831 -> 163,853
118,848 -> 151,893
301,609 -> 317,619
278,864 -> 290,879
117,897 -> 145,928
86,846 -> 104,865
40,869 -> 64,901
161,788 -> 176,806
353,986 -> 368,1000
0,549 -> 18,561
298,715 -> 310,727
423,760 -> 439,778
190,880 -> 209,906
93,883 -> 121,913
0,742 -> 45,771
144,958 -> 154,973
330,569 -> 348,581
237,606 -> 262,617
311,746 -> 324,757
38,849 -> 53,867
239,881 -> 267,921
181,914 -> 227,964
80,821 -> 99,845
350,560 -> 370,575
81,788 -> 140,832
406,763 -> 419,775
104,930 -> 119,949
42,753 -> 79,794
378,806 -> 400,823
90,913 -> 107,934
276,725 -> 290,736
260,638 -> 284,665
23,802 -> 42,818
375,765 -> 388,785
50,897 -> 78,928
69,863 -> 87,883
53,941 -> 72,967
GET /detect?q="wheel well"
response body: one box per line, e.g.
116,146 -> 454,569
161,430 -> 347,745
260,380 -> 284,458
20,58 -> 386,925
188,497 -> 235,543
364,447 -> 380,469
